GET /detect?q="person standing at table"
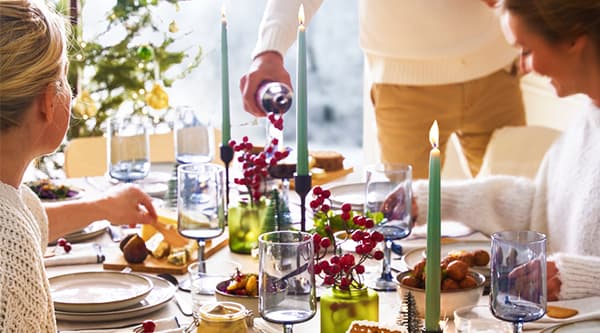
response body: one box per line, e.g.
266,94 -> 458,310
0,1 -> 157,331
239,0 -> 526,179
402,0 -> 600,301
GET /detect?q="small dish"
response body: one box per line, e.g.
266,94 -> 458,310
49,271 -> 153,313
215,279 -> 259,317
27,179 -> 83,202
54,274 -> 175,322
540,319 -> 600,332
396,270 -> 485,319
327,182 -> 365,210
50,220 -> 110,245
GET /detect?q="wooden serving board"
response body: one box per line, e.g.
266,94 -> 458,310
103,232 -> 229,275
290,167 -> 354,189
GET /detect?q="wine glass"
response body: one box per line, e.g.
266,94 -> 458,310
258,231 -> 316,333
174,105 -> 214,164
177,163 -> 225,294
107,115 -> 151,183
490,230 -> 547,333
365,163 -> 412,291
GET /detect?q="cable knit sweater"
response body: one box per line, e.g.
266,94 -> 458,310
253,0 -> 517,85
0,183 -> 56,332
414,101 -> 600,300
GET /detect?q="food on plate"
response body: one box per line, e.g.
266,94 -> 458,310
546,305 -> 579,319
441,249 -> 490,268
402,250 -> 490,291
145,233 -> 170,259
346,320 -> 407,333
310,150 -> 345,171
217,270 -> 259,297
27,179 -> 79,200
121,234 -> 148,264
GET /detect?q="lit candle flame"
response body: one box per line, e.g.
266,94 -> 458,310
221,5 -> 226,23
429,120 -> 439,148
298,4 -> 305,26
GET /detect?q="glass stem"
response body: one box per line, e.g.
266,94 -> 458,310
380,239 -> 392,280
197,239 -> 206,273
513,321 -> 523,333
283,323 -> 293,333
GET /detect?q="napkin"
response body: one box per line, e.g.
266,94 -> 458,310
524,296 -> 600,330
58,317 -> 181,333
44,243 -> 105,267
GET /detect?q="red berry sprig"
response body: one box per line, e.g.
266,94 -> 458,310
56,237 -> 72,253
134,320 -> 156,333
229,114 -> 289,205
310,187 -> 385,290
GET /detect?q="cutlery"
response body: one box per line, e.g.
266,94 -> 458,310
157,273 -> 193,316
106,225 -> 124,243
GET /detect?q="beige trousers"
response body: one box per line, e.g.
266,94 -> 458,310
371,69 -> 526,179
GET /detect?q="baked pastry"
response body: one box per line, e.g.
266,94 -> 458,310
310,150 -> 345,171
346,320 -> 408,333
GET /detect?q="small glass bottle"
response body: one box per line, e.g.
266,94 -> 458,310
195,302 -> 251,333
256,81 -> 293,114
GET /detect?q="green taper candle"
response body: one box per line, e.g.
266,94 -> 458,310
425,120 -> 441,331
296,4 -> 308,176
221,6 -> 230,145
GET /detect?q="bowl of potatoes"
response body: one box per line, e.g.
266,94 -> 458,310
215,271 -> 259,317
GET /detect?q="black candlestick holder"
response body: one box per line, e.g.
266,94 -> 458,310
294,173 -> 311,232
220,144 -> 234,207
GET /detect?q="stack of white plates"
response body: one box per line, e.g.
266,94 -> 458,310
50,271 -> 176,322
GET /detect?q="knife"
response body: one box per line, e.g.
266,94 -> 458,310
106,225 -> 124,243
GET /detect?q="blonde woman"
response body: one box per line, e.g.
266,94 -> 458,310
0,1 -> 156,331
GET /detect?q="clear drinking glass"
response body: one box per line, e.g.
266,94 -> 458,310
259,231 -> 316,333
177,163 -> 226,294
365,163 -> 412,291
490,231 -> 547,333
174,105 -> 214,164
107,116 -> 150,183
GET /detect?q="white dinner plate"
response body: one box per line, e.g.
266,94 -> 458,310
402,240 -> 491,276
327,182 -> 365,210
51,220 -> 110,244
50,271 -> 153,313
55,275 -> 176,322
540,319 -> 600,332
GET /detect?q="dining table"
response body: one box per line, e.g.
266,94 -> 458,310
46,164 -> 598,332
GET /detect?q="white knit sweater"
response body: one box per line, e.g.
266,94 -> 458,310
253,0 -> 517,85
414,101 -> 600,300
0,183 -> 56,332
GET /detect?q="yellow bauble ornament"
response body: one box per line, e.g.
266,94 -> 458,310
145,83 -> 169,110
72,90 -> 98,118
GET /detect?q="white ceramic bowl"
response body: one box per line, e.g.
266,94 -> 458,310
396,270 -> 485,319
214,280 -> 259,317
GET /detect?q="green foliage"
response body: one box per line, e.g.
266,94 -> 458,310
67,0 -> 202,138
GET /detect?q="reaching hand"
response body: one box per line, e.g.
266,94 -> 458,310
239,51 -> 292,117
100,184 -> 157,226
547,261 -> 561,301
380,185 -> 417,223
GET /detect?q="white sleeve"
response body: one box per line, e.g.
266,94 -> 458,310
252,0 -> 324,59
413,175 -> 536,236
552,252 -> 600,300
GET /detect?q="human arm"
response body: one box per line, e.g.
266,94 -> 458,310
44,184 -> 156,241
240,0 -> 323,117
412,175 -> 536,235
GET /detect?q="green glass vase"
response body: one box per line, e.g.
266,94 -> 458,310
320,286 -> 379,333
227,200 -> 268,254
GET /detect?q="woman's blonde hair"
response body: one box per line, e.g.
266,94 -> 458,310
0,0 -> 68,131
